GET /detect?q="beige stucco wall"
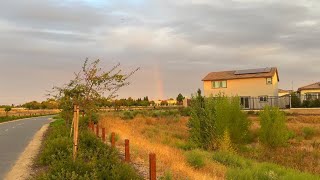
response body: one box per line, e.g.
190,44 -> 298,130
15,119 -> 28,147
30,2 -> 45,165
203,73 -> 278,97
299,89 -> 320,95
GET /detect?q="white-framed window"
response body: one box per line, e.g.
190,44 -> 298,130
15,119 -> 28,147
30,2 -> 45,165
212,80 -> 227,88
259,96 -> 268,102
266,77 -> 272,85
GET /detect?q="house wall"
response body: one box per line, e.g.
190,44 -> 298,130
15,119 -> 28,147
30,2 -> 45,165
203,72 -> 278,97
279,92 -> 290,97
299,89 -> 320,95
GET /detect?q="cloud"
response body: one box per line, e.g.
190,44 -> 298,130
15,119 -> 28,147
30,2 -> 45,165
0,0 -> 320,104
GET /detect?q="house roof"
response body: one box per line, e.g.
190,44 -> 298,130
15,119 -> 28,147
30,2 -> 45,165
298,82 -> 320,91
202,67 -> 279,81
278,89 -> 293,93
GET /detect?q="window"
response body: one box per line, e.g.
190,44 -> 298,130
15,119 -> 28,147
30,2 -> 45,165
259,96 -> 268,102
266,77 -> 272,85
212,80 -> 227,88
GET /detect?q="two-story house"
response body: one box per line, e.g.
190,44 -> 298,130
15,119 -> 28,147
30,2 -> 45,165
202,67 -> 279,109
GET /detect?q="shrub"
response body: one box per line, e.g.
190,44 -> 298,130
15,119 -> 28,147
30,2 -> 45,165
311,99 -> 320,108
188,93 -> 250,149
290,92 -> 301,108
212,151 -> 252,169
185,149 -> 206,169
287,130 -> 296,140
120,111 -> 139,120
160,170 -> 173,180
35,119 -> 142,180
178,107 -> 191,117
218,129 -> 235,153
259,106 -> 288,148
302,127 -> 316,140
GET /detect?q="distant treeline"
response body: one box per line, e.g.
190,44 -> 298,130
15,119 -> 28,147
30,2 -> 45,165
97,96 -> 153,107
0,99 -> 59,110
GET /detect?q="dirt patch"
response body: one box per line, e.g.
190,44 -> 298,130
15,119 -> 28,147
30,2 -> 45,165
4,124 -> 49,180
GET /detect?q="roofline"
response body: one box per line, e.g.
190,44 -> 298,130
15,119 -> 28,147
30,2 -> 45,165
202,76 -> 275,81
298,88 -> 320,92
202,67 -> 279,82
297,82 -> 320,92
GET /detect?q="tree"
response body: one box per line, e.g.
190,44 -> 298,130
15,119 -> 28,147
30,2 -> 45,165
50,58 -> 139,125
290,92 -> 301,108
176,93 -> 185,105
4,106 -> 12,117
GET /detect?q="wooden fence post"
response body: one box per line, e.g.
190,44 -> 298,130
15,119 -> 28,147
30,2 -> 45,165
96,124 -> 99,137
111,132 -> 115,148
102,128 -> 106,142
91,123 -> 94,132
73,105 -> 80,162
125,139 -> 130,162
149,153 -> 156,180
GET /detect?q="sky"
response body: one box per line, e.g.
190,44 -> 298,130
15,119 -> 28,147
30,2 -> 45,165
0,0 -> 319,105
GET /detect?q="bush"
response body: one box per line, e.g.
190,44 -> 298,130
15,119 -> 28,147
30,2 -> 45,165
178,107 -> 191,117
218,130 -> 235,153
188,93 -> 250,149
302,127 -> 316,140
120,111 -> 139,120
35,118 -> 142,180
185,149 -> 206,169
259,106 -> 288,148
160,170 -> 173,180
212,151 -> 252,169
290,92 -> 301,108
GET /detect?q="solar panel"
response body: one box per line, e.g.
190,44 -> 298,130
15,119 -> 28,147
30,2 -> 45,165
234,67 -> 271,75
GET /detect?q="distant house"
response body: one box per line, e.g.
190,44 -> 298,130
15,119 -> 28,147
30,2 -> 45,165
202,67 -> 280,109
278,89 -> 293,97
298,82 -> 320,100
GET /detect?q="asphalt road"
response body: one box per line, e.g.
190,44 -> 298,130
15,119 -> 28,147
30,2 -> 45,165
0,116 -> 53,179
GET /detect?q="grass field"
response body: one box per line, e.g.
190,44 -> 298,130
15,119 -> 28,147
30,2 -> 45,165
0,108 -> 59,117
99,110 -> 320,180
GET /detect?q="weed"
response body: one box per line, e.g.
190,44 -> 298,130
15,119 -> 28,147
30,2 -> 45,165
185,149 -> 207,169
302,127 -> 316,140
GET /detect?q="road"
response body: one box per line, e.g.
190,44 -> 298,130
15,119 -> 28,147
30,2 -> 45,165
0,116 -> 52,179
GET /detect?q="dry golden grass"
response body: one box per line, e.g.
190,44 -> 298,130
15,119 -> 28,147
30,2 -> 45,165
0,108 -> 59,117
247,115 -> 320,174
100,113 -> 226,180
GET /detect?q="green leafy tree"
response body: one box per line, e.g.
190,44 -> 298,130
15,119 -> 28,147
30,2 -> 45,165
290,92 -> 301,108
50,58 -> 139,126
259,106 -> 288,148
4,106 -> 12,117
176,93 -> 185,105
